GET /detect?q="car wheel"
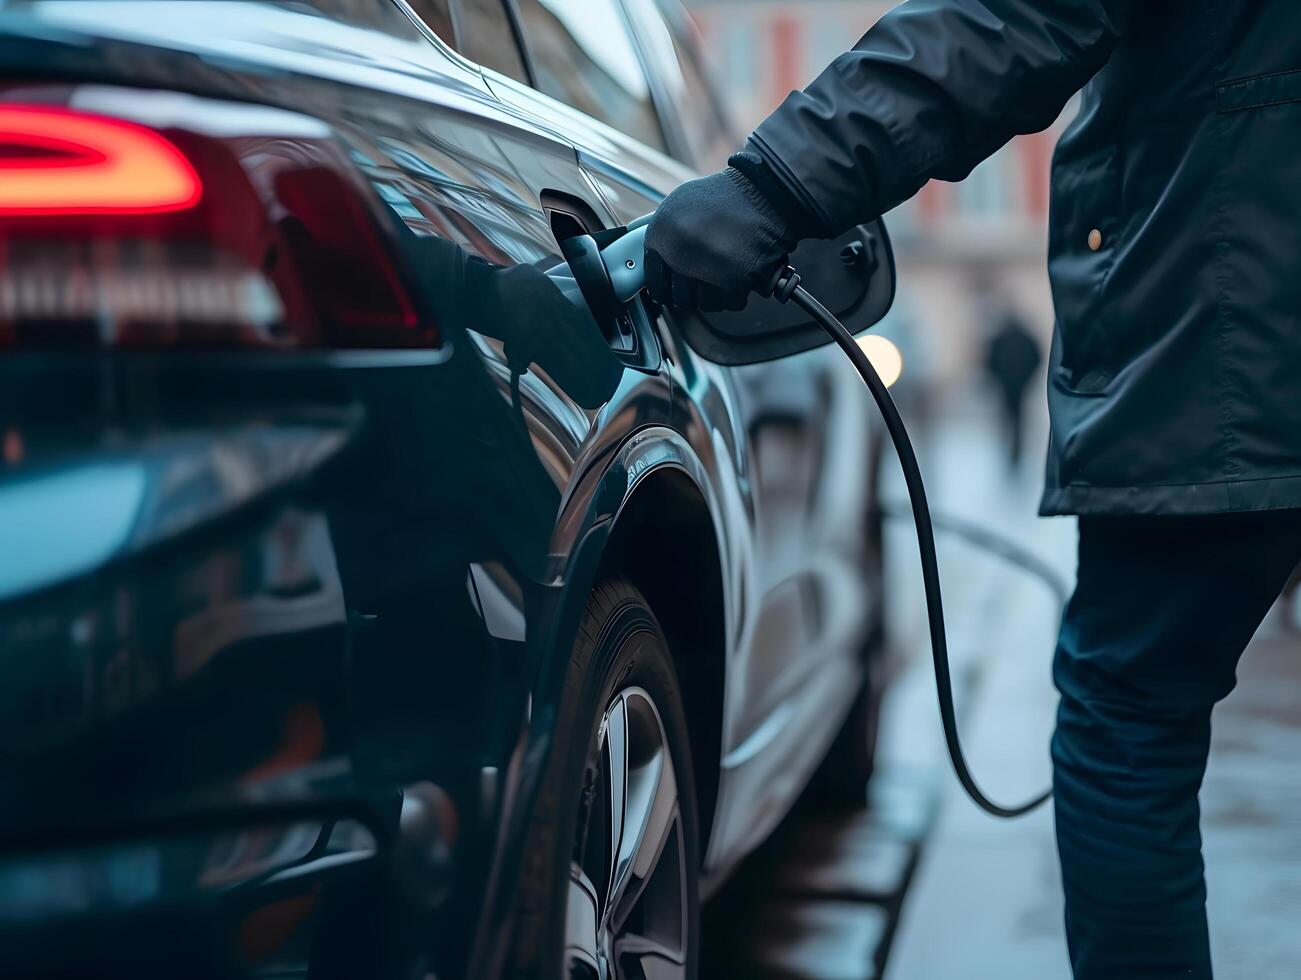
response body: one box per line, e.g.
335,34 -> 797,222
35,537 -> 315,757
513,579 -> 700,980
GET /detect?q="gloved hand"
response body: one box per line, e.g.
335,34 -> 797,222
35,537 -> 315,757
644,159 -> 800,314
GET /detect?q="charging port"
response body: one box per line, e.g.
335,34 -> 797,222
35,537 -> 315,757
542,191 -> 650,363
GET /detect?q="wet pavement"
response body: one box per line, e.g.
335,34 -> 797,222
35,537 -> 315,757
701,399 -> 1301,979
701,768 -> 936,979
1200,612 -> 1301,977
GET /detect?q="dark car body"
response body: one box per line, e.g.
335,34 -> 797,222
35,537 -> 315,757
0,1 -> 886,976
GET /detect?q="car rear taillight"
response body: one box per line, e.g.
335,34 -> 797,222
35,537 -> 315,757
0,94 -> 433,352
0,105 -> 202,216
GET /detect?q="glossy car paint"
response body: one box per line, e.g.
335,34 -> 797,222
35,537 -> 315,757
0,2 -> 884,976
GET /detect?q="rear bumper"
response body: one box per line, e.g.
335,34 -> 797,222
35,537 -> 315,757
0,351 -> 524,977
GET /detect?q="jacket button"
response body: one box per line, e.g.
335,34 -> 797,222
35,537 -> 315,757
1088,228 -> 1103,251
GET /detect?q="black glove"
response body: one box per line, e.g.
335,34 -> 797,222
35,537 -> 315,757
645,151 -> 807,314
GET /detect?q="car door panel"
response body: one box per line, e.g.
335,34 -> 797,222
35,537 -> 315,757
669,342 -> 867,877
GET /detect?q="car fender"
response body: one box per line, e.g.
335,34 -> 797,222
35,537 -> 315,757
466,423 -> 737,976
537,424 -> 733,731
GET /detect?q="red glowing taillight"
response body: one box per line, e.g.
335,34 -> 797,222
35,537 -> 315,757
0,105 -> 202,216
0,92 -> 432,351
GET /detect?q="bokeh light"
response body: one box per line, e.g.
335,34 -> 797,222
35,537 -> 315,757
856,334 -> 904,388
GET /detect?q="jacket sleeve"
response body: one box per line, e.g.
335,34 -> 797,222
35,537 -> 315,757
749,0 -> 1133,236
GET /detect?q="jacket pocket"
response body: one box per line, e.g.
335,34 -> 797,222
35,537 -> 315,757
1047,144 -> 1123,392
1217,68 -> 1301,113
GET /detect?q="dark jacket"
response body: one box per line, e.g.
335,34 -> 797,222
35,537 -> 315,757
749,0 -> 1301,515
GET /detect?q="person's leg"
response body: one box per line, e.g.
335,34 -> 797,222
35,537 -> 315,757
1053,511 -> 1301,979
995,384 -> 1020,467
1007,387 -> 1025,467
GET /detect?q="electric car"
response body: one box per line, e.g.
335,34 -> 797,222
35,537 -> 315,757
0,1 -> 895,976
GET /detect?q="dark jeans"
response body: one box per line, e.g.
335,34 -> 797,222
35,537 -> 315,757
1053,512 -> 1301,979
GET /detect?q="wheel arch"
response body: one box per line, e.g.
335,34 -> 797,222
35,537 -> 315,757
595,465 -> 727,860
538,427 -> 732,871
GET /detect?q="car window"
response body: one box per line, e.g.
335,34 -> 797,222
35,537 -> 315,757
403,0 -> 456,45
456,0 -> 530,82
512,0 -> 668,153
624,0 -> 734,168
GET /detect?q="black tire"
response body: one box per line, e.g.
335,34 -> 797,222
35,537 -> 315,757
513,579 -> 700,980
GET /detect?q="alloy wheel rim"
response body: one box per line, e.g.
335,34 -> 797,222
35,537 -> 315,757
565,685 -> 687,980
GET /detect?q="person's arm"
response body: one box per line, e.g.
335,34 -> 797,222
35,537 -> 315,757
748,0 -> 1133,237
645,0 -> 1133,312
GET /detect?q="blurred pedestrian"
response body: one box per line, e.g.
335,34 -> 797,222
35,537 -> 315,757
979,292 -> 1042,469
644,2 -> 1301,978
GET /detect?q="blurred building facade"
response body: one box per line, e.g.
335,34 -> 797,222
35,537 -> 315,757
684,0 -> 1063,390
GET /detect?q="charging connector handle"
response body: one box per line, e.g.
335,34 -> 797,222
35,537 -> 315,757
605,225 -> 650,304
772,266 -> 1052,819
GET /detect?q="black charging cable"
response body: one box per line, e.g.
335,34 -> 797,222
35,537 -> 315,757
770,265 -> 1053,818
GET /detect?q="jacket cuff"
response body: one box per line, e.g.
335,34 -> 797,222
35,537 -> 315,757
728,142 -> 829,241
